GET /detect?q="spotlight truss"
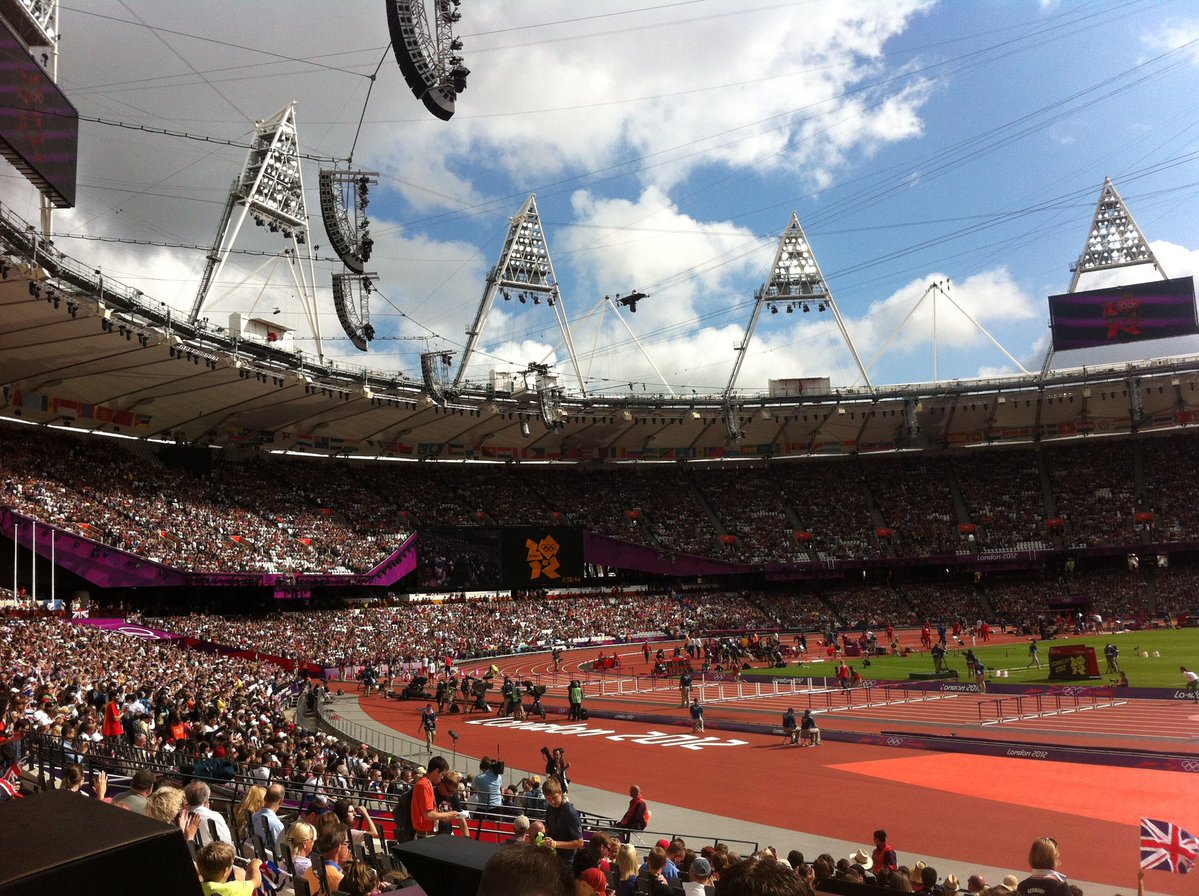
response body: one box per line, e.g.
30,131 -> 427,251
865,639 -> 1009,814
331,272 -> 377,352
386,0 -> 469,121
319,170 -> 376,274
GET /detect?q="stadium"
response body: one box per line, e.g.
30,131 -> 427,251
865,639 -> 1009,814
2,2 -> 1199,896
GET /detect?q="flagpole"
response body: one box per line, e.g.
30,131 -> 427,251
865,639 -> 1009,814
30,520 -> 36,611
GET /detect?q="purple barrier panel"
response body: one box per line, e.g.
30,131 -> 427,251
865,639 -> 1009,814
583,531 -> 755,576
3,508 -> 188,587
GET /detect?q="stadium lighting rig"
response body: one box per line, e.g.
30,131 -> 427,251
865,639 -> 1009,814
421,349 -> 455,406
319,170 -> 376,274
331,272 -> 377,352
532,365 -> 565,431
190,103 -> 325,358
723,212 -> 871,440
386,0 -> 469,121
455,195 -> 586,393
1040,178 -> 1169,378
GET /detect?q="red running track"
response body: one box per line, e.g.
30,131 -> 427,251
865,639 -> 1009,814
356,641 -> 1199,896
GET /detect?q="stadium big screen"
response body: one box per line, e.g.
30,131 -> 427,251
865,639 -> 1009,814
1048,276 -> 1198,351
0,21 -> 79,207
416,527 -> 583,591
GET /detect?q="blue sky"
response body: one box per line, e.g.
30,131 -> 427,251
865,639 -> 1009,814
8,0 -> 1199,396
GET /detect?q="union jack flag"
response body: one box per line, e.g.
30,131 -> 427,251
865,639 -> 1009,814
1140,817 -> 1199,874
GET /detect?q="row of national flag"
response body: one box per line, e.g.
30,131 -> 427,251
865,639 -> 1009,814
1141,818 -> 1198,875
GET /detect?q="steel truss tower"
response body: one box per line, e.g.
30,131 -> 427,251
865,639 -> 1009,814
453,195 -> 585,393
190,103 -> 325,358
723,213 -> 870,439
1041,177 -> 1166,376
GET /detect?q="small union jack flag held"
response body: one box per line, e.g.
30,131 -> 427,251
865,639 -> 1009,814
1140,817 -> 1199,875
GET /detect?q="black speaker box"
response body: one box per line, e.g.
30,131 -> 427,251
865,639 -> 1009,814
0,790 -> 202,896
394,836 -> 500,896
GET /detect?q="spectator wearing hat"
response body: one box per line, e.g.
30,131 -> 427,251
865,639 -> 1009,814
994,875 -> 1021,895
909,861 -> 928,891
577,866 -> 611,895
112,768 -> 156,814
509,814 -> 530,844
917,865 -> 944,896
943,874 -> 961,895
683,855 -> 714,896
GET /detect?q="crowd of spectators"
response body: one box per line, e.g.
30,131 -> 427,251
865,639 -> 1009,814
475,833 -> 1107,896
951,448 -> 1049,552
0,589 -> 1162,896
7,422 -> 1199,578
1043,440 -> 1144,549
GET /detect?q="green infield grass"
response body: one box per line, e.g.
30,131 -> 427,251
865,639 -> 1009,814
741,627 -> 1199,690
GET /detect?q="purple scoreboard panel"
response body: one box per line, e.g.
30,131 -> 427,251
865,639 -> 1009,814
1045,277 -> 1194,355
0,20 -> 79,207
1047,276 -> 1197,352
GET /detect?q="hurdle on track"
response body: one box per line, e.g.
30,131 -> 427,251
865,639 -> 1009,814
976,687 -> 1128,725
531,672 -> 965,716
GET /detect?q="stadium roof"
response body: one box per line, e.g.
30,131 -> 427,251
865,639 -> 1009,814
5,199 -> 1199,462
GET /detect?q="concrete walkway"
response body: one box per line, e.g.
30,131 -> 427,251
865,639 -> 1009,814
323,696 -> 1135,896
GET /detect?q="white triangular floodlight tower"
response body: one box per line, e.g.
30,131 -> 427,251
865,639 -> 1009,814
722,213 -> 871,439
453,195 -> 586,394
190,103 -> 324,358
1041,177 -> 1166,376
1068,177 -> 1162,291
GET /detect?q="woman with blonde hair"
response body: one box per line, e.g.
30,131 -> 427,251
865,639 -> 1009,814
616,843 -> 640,896
144,784 -> 186,824
1018,837 -> 1071,896
234,784 -> 267,844
285,821 -> 318,879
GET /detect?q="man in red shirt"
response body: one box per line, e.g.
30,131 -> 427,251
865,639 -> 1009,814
617,784 -> 649,830
411,757 -> 466,837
